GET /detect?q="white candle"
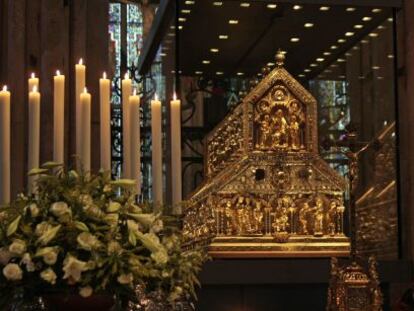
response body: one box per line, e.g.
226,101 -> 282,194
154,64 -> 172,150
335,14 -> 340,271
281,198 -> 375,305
170,93 -> 182,213
75,58 -> 86,162
129,89 -> 141,194
53,70 -> 65,165
122,72 -> 132,178
151,94 -> 163,206
0,86 -> 10,204
28,86 -> 41,194
80,87 -> 91,171
28,73 -> 39,93
100,72 -> 111,171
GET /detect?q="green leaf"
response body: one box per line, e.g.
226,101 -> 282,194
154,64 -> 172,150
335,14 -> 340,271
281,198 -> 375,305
107,201 -> 121,213
7,215 -> 21,236
28,168 -> 49,176
68,170 -> 79,179
35,246 -> 56,257
73,221 -> 89,232
36,224 -> 61,245
110,179 -> 136,187
41,161 -> 63,169
128,231 -> 137,246
127,213 -> 156,227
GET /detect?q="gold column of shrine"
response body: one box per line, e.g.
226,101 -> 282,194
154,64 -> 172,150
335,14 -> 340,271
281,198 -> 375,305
183,53 -> 350,258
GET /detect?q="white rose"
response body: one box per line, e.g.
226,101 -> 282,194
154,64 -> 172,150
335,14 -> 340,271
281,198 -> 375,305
9,239 -> 27,256
44,249 -> 58,265
62,255 -> 87,283
104,213 -> 119,227
151,250 -> 168,265
29,203 -> 40,217
117,273 -> 133,285
107,241 -> 122,255
79,286 -> 93,298
35,222 -> 52,236
0,247 -> 12,265
3,263 -> 23,281
50,202 -> 70,217
40,268 -> 57,285
21,253 -> 35,272
82,204 -> 104,219
79,194 -> 93,205
77,232 -> 100,251
150,219 -> 164,233
50,202 -> 72,222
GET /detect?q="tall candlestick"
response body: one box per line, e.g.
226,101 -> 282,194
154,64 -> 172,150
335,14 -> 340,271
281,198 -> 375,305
100,72 -> 111,172
75,58 -> 86,163
170,93 -> 182,214
0,86 -> 10,204
122,73 -> 132,178
151,94 -> 163,206
53,70 -> 65,164
28,73 -> 39,93
28,86 -> 41,193
129,90 -> 141,194
80,87 -> 91,171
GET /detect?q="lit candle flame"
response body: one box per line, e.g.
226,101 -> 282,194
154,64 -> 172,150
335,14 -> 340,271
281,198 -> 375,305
83,87 -> 88,93
32,86 -> 37,93
79,58 -> 83,65
124,72 -> 129,80
103,72 -> 107,79
154,93 -> 158,101
56,70 -> 61,76
133,88 -> 137,96
2,85 -> 7,92
173,92 -> 177,101
31,73 -> 35,79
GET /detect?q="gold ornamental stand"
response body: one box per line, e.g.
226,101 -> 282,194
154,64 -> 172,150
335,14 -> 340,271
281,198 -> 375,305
326,131 -> 383,311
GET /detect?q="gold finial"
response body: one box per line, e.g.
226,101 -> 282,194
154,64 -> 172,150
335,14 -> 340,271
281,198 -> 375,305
275,50 -> 286,67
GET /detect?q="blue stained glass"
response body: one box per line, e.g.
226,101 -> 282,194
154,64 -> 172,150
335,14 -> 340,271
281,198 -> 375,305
127,5 -> 144,69
109,2 -> 144,179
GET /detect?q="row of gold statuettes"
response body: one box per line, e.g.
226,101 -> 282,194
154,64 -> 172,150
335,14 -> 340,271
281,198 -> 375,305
213,195 -> 346,237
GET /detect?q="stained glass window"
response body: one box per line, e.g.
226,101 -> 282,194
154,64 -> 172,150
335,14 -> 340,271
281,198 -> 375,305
310,80 -> 350,178
108,2 -> 144,179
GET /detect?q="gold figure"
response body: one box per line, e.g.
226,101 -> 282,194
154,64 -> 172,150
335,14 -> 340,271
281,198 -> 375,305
225,201 -> 234,236
253,201 -> 264,233
327,200 -> 338,236
299,202 -> 311,235
313,197 -> 325,237
290,115 -> 301,150
273,109 -> 288,148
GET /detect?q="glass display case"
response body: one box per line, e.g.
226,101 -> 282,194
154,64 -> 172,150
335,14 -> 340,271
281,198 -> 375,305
115,0 -> 400,259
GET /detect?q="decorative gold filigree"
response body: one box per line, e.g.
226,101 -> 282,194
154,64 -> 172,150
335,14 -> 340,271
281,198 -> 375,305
206,106 -> 244,177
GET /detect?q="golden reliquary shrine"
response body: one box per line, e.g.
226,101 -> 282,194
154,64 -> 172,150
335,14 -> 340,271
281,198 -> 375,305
183,52 -> 351,258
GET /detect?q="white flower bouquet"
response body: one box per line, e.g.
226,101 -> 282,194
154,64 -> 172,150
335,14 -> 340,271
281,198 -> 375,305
0,163 -> 205,310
